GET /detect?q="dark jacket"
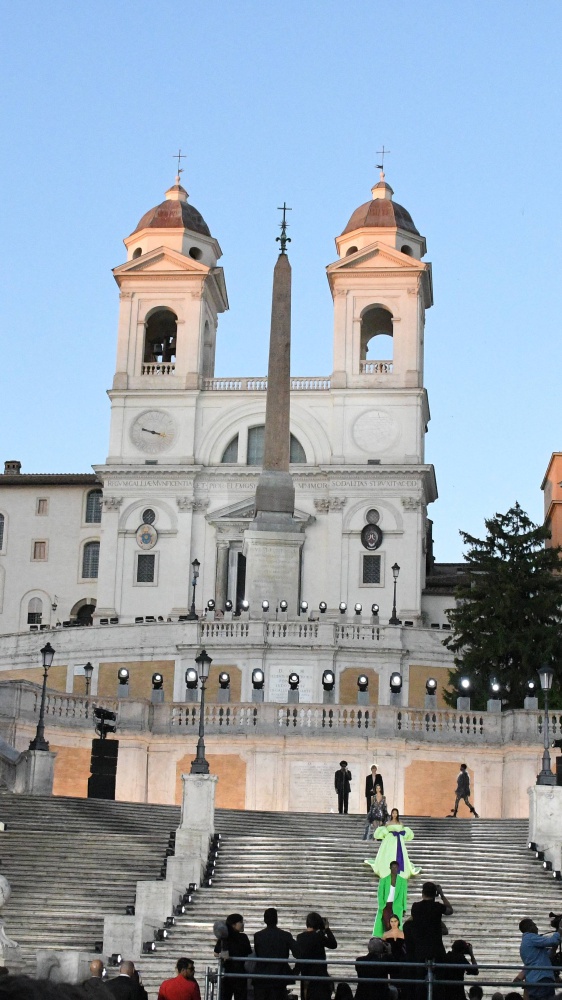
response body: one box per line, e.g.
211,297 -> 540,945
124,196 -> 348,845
334,769 -> 351,793
365,773 -> 384,801
214,928 -> 252,979
456,770 -> 470,797
254,925 -> 297,986
294,927 -> 337,981
82,979 -> 108,998
355,953 -> 390,1000
105,974 -> 148,1000
410,900 -> 448,962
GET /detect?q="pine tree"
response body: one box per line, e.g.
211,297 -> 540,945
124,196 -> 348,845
443,503 -> 562,709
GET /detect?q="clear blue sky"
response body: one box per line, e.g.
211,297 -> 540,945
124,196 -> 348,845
1,1 -> 561,561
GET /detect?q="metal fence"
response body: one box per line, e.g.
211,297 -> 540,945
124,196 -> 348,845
207,955 -> 562,1000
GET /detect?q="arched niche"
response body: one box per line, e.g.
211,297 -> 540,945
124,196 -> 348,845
143,308 -> 178,364
360,305 -> 393,361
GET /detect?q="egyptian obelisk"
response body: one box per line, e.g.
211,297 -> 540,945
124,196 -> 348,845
243,206 -> 304,614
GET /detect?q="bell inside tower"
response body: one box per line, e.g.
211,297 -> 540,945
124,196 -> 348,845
143,309 -> 178,364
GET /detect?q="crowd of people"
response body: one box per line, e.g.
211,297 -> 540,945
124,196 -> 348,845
0,957 -> 200,999
211,900 -> 562,1000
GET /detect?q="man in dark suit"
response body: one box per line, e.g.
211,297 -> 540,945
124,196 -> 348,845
105,960 -> 148,1000
294,911 -> 337,1000
82,958 -> 107,997
365,765 -> 384,812
334,761 -> 352,814
253,907 -> 297,1000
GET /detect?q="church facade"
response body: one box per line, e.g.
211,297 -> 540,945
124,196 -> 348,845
0,170 -> 449,634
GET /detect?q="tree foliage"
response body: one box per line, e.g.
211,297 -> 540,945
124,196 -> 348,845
443,503 -> 562,709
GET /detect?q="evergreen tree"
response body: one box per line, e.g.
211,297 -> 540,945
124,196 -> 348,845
443,503 -> 562,709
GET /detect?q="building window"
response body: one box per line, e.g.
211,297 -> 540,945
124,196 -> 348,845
0,514 -> 4,551
32,541 -> 47,561
27,597 -> 43,625
221,435 -> 239,463
362,554 -> 381,584
36,498 -> 49,516
247,425 -> 306,465
82,541 -> 100,578
137,553 -> 155,583
85,489 -> 102,523
142,508 -> 156,525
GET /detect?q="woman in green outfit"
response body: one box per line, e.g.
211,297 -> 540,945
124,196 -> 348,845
364,809 -> 421,934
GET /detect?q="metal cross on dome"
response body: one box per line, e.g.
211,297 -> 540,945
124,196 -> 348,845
276,202 -> 292,254
376,145 -> 391,177
173,148 -> 186,182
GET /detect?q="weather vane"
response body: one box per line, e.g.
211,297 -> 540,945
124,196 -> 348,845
276,202 -> 292,254
376,145 -> 390,179
173,148 -> 186,182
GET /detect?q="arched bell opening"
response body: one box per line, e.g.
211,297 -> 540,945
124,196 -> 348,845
360,306 -> 394,371
143,309 -> 178,364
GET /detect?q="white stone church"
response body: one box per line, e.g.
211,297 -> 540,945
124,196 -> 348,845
0,169 -> 549,817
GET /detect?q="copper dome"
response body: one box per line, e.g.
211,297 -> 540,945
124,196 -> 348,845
133,185 -> 211,237
342,182 -> 419,237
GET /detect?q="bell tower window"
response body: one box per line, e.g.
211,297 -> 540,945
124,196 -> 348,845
143,309 -> 178,365
360,306 -> 393,374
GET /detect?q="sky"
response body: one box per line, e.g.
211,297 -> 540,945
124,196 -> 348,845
1,1 -> 561,562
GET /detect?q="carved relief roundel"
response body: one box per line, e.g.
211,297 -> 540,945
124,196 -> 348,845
352,410 -> 399,453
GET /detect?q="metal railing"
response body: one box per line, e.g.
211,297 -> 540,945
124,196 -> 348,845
210,955 -> 561,1000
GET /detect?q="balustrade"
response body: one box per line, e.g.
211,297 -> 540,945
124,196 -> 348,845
202,376 -> 331,391
360,360 -> 393,374
141,362 -> 175,375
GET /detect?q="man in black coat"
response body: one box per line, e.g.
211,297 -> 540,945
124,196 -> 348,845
334,761 -> 352,814
355,937 -> 391,1000
365,765 -> 384,812
449,764 -> 479,817
105,961 -> 148,1000
294,911 -> 337,1000
82,959 -> 107,997
253,907 -> 297,1000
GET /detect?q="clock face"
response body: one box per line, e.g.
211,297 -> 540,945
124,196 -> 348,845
130,410 -> 176,454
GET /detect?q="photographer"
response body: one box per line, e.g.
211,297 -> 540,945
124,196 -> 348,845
442,940 -> 479,1000
518,918 -> 561,1000
411,882 -> 453,964
294,912 -> 337,1000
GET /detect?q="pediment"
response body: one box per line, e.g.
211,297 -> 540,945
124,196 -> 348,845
113,246 -> 208,278
328,242 -> 425,274
207,497 -> 313,523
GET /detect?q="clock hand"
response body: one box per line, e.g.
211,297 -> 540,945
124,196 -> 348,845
141,427 -> 164,437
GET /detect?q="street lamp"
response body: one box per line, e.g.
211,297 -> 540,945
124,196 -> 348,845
190,649 -> 212,774
84,662 -> 93,697
536,664 -> 556,786
187,559 -> 200,621
389,563 -> 401,625
29,642 -> 55,751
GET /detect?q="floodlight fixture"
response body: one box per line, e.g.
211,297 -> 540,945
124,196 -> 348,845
107,954 -> 122,967
241,599 -> 250,611
118,668 -> 129,684
207,599 -> 216,611
252,669 -> 265,690
390,672 -> 403,694
219,672 -> 230,689
225,600 -> 233,612
262,600 -> 270,612
319,602 -> 327,613
371,604 -> 379,615
322,670 -> 335,691
142,941 -> 156,953
300,601 -> 308,613
279,599 -> 288,611
339,602 -> 347,614
426,678 -> 438,694
289,672 -> 300,690
152,672 -> 164,689
185,667 -> 198,689
357,675 -> 369,692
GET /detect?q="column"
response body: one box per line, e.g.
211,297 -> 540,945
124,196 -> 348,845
215,540 -> 229,610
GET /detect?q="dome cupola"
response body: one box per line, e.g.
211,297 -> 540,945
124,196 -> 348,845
336,172 -> 426,260
123,175 -> 221,267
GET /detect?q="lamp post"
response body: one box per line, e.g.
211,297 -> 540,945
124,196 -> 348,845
389,562 -> 401,625
84,662 -> 93,697
536,664 -> 556,786
190,648 -> 212,774
187,559 -> 200,620
29,642 -> 55,751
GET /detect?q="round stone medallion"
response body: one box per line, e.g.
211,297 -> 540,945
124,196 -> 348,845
352,410 -> 399,453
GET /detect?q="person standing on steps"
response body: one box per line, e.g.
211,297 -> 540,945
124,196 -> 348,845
335,761 -> 352,814
294,911 -> 337,1000
410,882 -> 453,965
449,764 -> 479,818
214,913 -> 253,1000
82,959 -> 107,997
372,860 -> 408,936
365,764 -> 384,812
104,961 -> 148,1000
253,907 -> 297,1000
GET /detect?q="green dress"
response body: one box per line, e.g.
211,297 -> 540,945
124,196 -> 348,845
364,823 -> 421,878
372,873 -> 408,935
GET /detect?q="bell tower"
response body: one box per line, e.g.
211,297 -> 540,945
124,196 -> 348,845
105,175 -> 228,465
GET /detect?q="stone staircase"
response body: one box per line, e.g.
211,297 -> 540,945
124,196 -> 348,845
1,796 -> 561,999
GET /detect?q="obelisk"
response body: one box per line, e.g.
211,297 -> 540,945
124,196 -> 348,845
243,206 -> 304,614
